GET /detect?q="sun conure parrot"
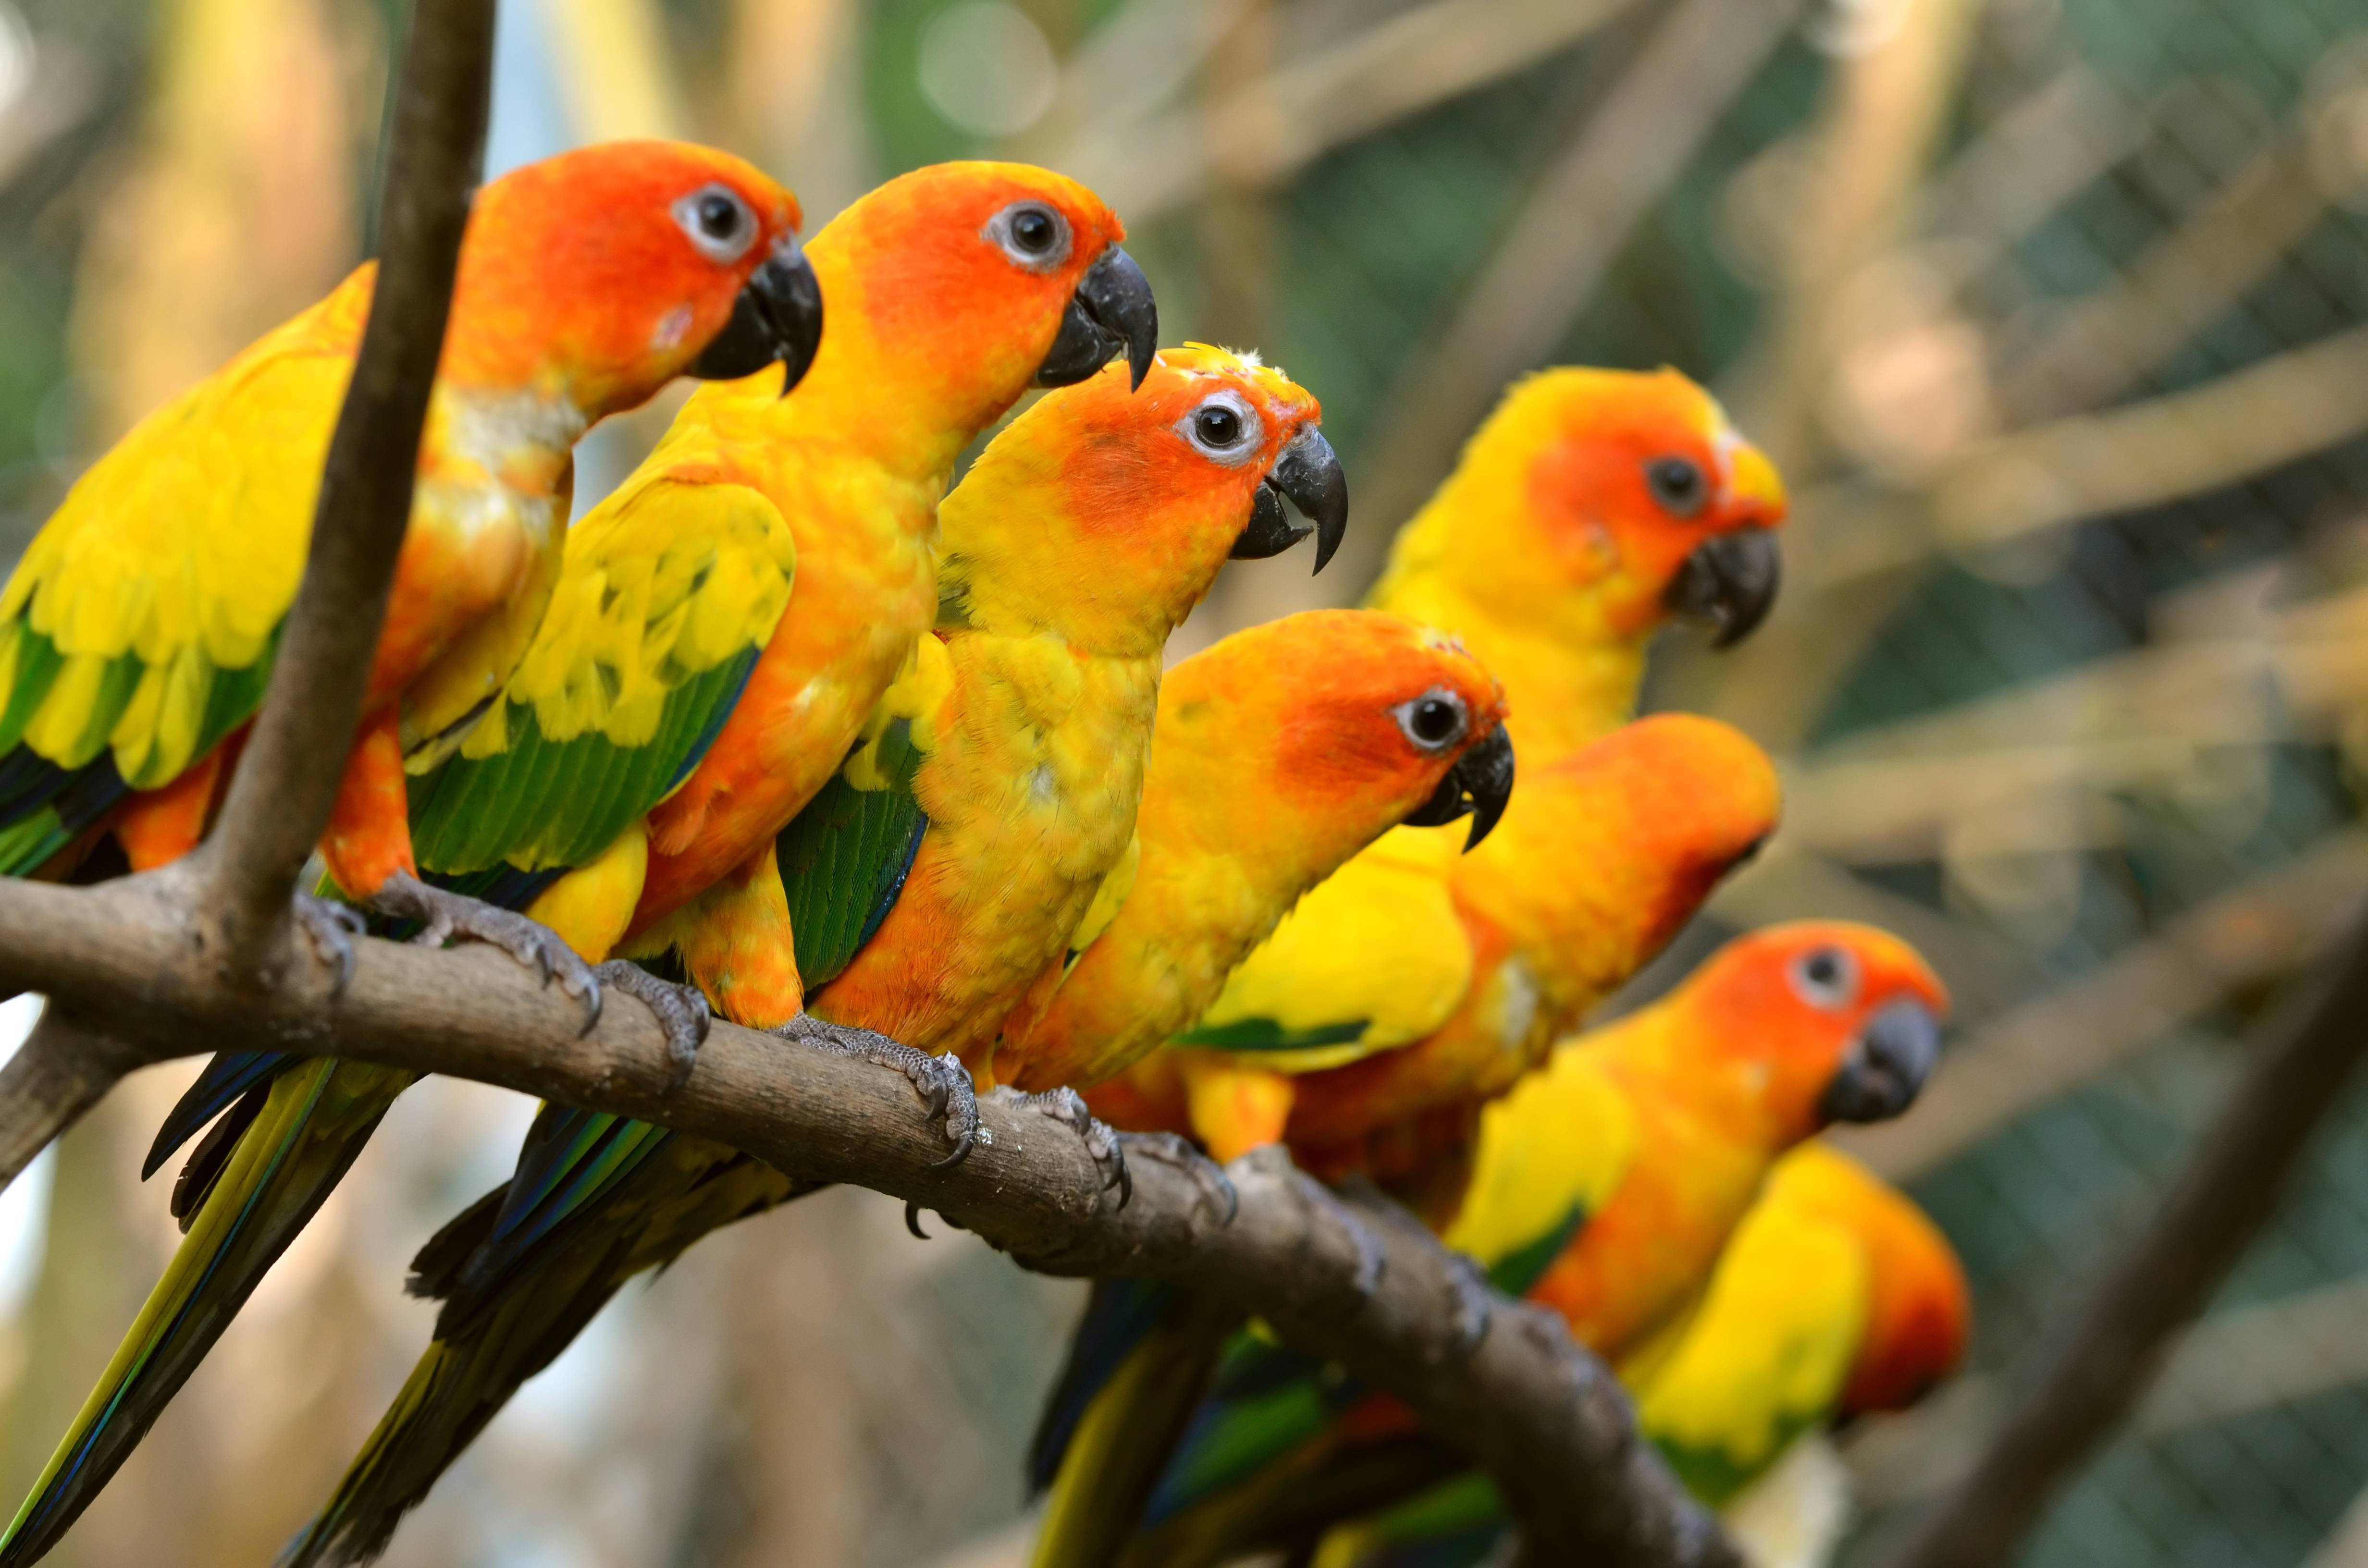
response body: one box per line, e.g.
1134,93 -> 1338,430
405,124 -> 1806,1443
0,161 -> 1147,1568
272,349 -> 1443,1568
1084,710 -> 1780,1168
0,140 -> 821,988
1307,1143 -> 1969,1568
992,607 -> 1518,1098
1085,368 -> 1788,1163
1025,922 -> 1947,1568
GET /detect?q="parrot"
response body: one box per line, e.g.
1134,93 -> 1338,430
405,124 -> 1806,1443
272,351 -> 1490,1568
991,609 -> 1518,1099
1026,921 -> 1948,1568
1084,711 -> 1781,1167
0,160 -> 1150,1568
1312,1144 -> 1971,1568
1084,367 -> 1788,1164
0,140 -> 822,983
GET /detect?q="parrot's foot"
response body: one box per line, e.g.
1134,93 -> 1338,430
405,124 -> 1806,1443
773,1014 -> 979,1168
293,894 -> 368,995
987,1085 -> 1130,1207
370,871 -> 602,1033
591,962 -> 711,1090
1292,1174 -> 1386,1304
1121,1131 -> 1239,1225
1443,1249 -> 1494,1355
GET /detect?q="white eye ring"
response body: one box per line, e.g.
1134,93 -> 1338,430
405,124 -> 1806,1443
984,201 -> 1072,273
673,183 -> 759,265
1391,688 -> 1468,753
1788,946 -> 1860,1010
1177,392 -> 1262,466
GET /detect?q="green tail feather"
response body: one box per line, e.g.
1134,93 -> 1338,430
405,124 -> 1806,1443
1031,1297 -> 1242,1568
0,1059 -> 411,1567
285,1145 -> 803,1567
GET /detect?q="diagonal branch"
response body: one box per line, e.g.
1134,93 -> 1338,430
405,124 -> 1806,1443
194,0 -> 494,978
0,873 -> 1739,1568
0,1008 -> 140,1191
1877,906 -> 2368,1568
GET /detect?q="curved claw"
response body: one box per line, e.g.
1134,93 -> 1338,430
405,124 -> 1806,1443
1123,1131 -> 1238,1224
591,962 -> 708,1089
371,871 -> 604,1029
775,1016 -> 981,1162
906,1201 -> 931,1240
292,894 -> 366,997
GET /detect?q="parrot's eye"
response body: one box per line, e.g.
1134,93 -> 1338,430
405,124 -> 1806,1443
1392,688 -> 1468,753
986,201 -> 1073,272
1788,946 -> 1860,1010
673,184 -> 759,265
1645,455 -> 1709,518
1178,393 -> 1262,465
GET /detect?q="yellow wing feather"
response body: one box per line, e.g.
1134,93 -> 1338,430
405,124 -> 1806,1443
1625,1196 -> 1870,1504
1189,825 -> 1476,1071
424,477 -> 797,768
0,292 -> 358,784
1443,1044 -> 1636,1270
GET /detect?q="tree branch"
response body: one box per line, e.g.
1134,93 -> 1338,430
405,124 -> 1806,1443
193,0 -> 493,978
0,1008 -> 140,1191
0,870 -> 1737,1568
1878,906 -> 2368,1568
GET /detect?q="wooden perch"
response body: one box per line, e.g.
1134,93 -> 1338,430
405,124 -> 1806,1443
0,871 -> 1738,1568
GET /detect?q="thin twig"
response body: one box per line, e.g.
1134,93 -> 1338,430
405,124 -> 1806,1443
1877,907 -> 2368,1568
194,0 -> 494,979
0,872 -> 1736,1568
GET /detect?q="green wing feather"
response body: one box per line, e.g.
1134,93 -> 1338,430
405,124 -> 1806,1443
776,716 -> 928,989
406,477 -> 795,877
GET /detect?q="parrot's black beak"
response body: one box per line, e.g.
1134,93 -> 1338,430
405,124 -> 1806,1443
1036,245 -> 1159,391
1233,428 -> 1349,573
1818,998 -> 1943,1124
1401,723 -> 1515,852
1664,527 -> 1781,648
688,238 -> 826,395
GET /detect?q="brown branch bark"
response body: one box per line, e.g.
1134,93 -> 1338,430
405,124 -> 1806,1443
0,870 -> 1737,1568
0,1009 -> 141,1191
193,0 -> 493,978
1878,906 -> 2368,1568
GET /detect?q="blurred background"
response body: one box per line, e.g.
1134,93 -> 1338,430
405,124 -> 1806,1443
1,0 -> 2367,1563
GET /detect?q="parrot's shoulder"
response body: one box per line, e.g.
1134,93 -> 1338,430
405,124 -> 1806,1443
1628,1196 -> 1870,1506
403,478 -> 794,876
1176,830 -> 1477,1070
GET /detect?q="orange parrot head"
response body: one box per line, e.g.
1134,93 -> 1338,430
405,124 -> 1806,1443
443,140 -> 822,417
939,344 -> 1341,653
1685,921 -> 1949,1147
1383,366 -> 1787,654
1162,609 -> 1515,864
795,161 -> 1156,455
